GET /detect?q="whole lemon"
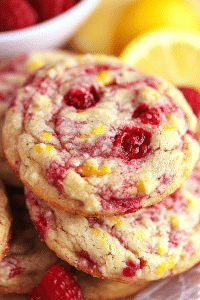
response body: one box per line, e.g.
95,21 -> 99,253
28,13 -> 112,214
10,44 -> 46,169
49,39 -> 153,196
113,0 -> 200,55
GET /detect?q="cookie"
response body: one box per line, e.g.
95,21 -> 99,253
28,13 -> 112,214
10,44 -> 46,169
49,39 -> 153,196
0,188 -> 60,294
74,269 -> 149,300
3,54 -> 200,216
0,294 -> 28,300
0,50 -> 74,186
0,181 -> 12,263
25,155 -> 200,283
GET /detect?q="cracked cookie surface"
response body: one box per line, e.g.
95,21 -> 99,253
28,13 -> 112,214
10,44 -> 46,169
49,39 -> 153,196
3,54 -> 200,216
25,156 -> 200,283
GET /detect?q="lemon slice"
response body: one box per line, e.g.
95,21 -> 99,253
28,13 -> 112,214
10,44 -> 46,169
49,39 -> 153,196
120,29 -> 200,89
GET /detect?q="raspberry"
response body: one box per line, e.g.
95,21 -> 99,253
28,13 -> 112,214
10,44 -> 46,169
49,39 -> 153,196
63,0 -> 76,12
0,0 -> 38,31
132,104 -> 161,125
122,260 -> 141,277
35,0 -> 65,21
28,265 -> 84,300
76,250 -> 99,270
64,84 -> 100,110
114,127 -> 151,160
178,86 -> 200,117
45,161 -> 68,194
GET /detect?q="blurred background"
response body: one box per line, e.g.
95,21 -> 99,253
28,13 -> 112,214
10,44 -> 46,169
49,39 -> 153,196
67,0 -> 200,89
69,0 -> 200,55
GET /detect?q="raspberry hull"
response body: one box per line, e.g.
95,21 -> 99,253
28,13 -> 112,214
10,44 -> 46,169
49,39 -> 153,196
28,265 -> 84,300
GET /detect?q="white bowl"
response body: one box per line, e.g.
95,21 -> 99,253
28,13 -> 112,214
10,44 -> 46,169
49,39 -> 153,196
0,0 -> 100,62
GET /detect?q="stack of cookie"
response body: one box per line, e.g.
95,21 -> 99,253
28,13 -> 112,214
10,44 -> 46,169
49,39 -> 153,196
1,53 -> 200,299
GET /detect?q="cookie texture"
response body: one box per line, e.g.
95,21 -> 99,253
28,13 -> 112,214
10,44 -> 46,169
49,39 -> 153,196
25,155 -> 200,283
3,54 -> 200,216
0,50 -> 74,186
0,188 -> 60,294
0,181 -> 12,263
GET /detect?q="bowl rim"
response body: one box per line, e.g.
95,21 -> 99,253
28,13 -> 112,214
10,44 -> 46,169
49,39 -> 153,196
0,0 -> 100,40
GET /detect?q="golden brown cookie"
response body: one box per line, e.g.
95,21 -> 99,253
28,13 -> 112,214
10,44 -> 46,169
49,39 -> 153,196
3,54 -> 199,217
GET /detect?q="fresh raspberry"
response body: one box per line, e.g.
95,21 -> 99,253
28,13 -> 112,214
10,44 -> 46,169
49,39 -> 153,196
132,104 -> 161,125
63,0 -> 76,12
64,84 -> 100,110
35,0 -> 65,21
114,127 -> 151,160
28,265 -> 84,300
0,0 -> 38,31
178,86 -> 200,117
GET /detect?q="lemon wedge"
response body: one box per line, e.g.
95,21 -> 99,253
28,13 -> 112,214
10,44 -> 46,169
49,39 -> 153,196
120,30 -> 200,89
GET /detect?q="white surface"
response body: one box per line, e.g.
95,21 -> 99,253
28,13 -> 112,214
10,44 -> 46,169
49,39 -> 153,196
0,0 -> 100,62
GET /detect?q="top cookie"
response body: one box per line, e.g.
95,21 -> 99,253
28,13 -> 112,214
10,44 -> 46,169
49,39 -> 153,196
2,54 -> 200,217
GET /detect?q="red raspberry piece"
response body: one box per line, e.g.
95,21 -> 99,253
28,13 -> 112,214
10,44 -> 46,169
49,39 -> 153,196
0,0 -> 38,31
178,86 -> 200,117
114,127 -> 151,160
132,104 -> 161,125
63,0 -> 76,12
35,0 -> 65,21
76,250 -> 99,270
28,265 -> 84,300
122,260 -> 142,277
64,84 -> 100,110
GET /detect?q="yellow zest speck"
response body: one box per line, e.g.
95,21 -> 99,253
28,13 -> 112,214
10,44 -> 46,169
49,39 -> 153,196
112,217 -> 123,226
156,260 -> 176,275
170,216 -> 180,229
33,144 -> 43,153
186,197 -> 195,210
152,90 -> 159,99
77,112 -> 86,115
91,229 -> 108,246
25,59 -> 44,72
97,71 -> 114,85
79,135 -> 87,139
90,126 -> 106,135
163,125 -> 177,131
82,164 -> 111,176
133,230 -> 145,240
100,232 -> 108,246
92,228 -> 101,236
45,145 -> 54,152
42,132 -> 52,140
183,190 -> 196,211
157,241 -> 167,255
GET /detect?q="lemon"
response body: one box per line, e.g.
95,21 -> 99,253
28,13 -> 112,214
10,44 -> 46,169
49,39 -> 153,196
113,0 -> 200,55
70,0 -> 133,55
120,29 -> 200,89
